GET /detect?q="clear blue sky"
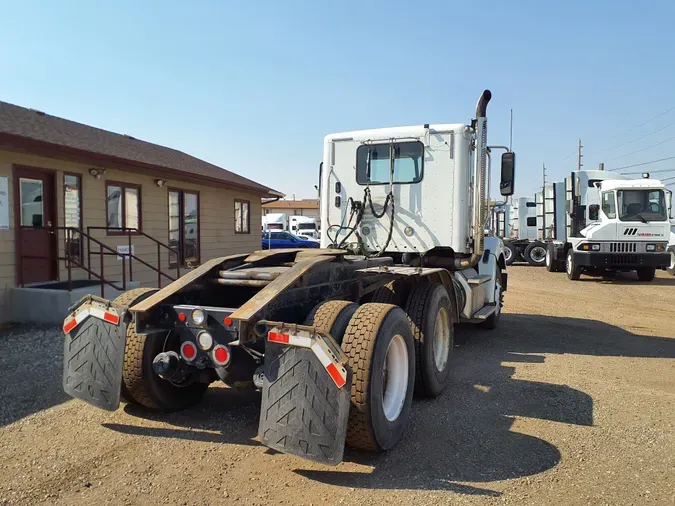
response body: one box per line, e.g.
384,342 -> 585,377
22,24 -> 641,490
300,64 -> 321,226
2,0 -> 675,199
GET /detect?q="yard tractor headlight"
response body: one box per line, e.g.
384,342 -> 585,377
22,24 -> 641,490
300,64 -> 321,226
191,308 -> 206,326
578,243 -> 600,251
647,244 -> 665,252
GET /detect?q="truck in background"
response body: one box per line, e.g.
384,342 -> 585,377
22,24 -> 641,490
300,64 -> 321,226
289,215 -> 319,240
497,196 -> 548,266
544,170 -> 672,281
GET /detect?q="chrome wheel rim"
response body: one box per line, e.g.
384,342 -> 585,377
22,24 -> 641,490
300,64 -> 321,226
504,247 -> 512,262
433,307 -> 451,372
566,252 -> 573,275
382,334 -> 409,422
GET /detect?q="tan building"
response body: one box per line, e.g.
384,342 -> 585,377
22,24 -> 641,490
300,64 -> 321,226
0,101 -> 282,324
262,199 -> 319,219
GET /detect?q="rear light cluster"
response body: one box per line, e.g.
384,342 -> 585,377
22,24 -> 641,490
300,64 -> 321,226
174,306 -> 234,367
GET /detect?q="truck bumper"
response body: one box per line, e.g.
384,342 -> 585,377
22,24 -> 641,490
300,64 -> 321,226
573,252 -> 671,269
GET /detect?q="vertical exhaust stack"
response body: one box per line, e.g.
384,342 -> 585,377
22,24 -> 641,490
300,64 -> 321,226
456,89 -> 492,269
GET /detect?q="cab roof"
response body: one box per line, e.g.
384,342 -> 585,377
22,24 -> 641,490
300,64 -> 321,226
324,123 -> 468,143
599,178 -> 666,191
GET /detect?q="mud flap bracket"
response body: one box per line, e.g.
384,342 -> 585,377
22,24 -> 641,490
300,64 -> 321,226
258,323 -> 352,465
62,295 -> 127,411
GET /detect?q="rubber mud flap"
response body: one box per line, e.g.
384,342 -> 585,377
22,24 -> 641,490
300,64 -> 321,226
258,342 -> 352,465
63,311 -> 126,412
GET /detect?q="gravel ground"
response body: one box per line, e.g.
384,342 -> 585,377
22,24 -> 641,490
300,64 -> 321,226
0,266 -> 674,506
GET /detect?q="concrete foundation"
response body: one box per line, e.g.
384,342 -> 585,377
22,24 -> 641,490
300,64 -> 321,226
10,280 -> 140,324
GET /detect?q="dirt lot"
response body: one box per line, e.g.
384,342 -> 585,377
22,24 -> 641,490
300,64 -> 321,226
1,266 -> 674,506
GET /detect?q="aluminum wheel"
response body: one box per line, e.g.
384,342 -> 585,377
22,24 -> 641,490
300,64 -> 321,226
530,246 -> 546,263
381,334 -> 409,422
432,307 -> 451,372
504,246 -> 513,262
566,251 -> 572,274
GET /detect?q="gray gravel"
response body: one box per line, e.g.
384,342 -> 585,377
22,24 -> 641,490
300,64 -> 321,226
0,266 -> 674,505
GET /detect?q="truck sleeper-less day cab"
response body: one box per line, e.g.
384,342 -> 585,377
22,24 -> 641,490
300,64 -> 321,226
61,90 -> 515,465
545,170 -> 672,281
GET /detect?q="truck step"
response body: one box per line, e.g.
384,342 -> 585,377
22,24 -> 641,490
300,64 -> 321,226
467,274 -> 492,286
471,304 -> 496,320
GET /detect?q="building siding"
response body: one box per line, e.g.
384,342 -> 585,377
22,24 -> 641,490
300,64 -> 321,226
0,148 -> 262,324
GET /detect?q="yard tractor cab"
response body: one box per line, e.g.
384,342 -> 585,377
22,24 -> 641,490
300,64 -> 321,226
546,170 -> 672,281
62,89 -> 516,466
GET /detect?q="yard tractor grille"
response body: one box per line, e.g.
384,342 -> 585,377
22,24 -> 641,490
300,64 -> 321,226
609,242 -> 637,253
611,254 -> 639,265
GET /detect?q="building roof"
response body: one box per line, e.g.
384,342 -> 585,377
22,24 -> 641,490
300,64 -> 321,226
263,199 -> 318,209
0,100 -> 283,197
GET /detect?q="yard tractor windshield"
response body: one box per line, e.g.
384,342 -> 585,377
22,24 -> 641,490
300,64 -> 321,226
617,189 -> 668,222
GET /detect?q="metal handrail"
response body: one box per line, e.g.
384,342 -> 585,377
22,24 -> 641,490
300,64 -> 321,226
86,226 -> 180,288
56,226 -> 126,297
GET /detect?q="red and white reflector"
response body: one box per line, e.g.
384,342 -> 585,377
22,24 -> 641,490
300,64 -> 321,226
180,341 -> 197,362
211,345 -> 231,367
267,327 -> 347,389
63,304 -> 120,334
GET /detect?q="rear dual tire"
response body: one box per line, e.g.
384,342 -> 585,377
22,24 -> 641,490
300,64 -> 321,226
114,288 -> 209,412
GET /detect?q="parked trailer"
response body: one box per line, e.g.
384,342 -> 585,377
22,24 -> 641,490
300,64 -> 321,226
544,170 -> 672,281
61,90 -> 516,465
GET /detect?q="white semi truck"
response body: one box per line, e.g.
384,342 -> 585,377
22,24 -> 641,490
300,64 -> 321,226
544,170 -> 672,281
62,89 -> 515,466
289,215 -> 319,240
498,196 -> 547,266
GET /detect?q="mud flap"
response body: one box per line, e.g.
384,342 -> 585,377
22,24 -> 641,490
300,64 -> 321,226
258,325 -> 352,465
62,296 -> 126,412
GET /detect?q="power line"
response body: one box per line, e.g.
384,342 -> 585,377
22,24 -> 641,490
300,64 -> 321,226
609,155 -> 675,171
609,134 -> 675,162
602,105 -> 675,145
598,118 -> 675,154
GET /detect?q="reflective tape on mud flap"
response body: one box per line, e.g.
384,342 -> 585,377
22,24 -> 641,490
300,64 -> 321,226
63,304 -> 120,334
268,328 -> 347,388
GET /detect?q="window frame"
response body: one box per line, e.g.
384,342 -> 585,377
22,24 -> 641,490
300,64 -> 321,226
234,199 -> 251,234
168,188 -> 201,268
355,141 -> 425,186
63,172 -> 83,264
601,191 -> 616,219
105,180 -> 142,235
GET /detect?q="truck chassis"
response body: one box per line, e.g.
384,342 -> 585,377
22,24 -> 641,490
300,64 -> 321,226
63,246 -> 506,465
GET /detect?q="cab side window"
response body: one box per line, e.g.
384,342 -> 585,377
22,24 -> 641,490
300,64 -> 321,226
602,192 -> 616,219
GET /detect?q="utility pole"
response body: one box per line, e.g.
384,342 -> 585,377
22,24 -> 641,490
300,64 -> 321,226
541,163 -> 546,241
577,138 -> 583,171
599,162 -> 604,171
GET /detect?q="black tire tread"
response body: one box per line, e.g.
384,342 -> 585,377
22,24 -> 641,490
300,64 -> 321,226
112,288 -> 159,406
404,283 -> 436,395
305,300 -> 355,333
341,303 -> 396,451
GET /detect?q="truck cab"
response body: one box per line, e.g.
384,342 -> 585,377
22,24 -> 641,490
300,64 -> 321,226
546,171 -> 672,281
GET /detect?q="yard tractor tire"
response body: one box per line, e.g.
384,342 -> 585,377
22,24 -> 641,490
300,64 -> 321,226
546,244 -> 561,272
524,241 -> 547,267
112,287 -> 159,405
341,303 -> 415,453
404,283 -> 454,398
113,288 -> 209,412
303,300 -> 359,345
481,266 -> 505,330
637,267 -> 656,282
503,242 -> 517,266
668,247 -> 675,276
566,249 -> 582,281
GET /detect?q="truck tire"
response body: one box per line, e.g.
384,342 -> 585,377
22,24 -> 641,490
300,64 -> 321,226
503,242 -> 517,266
369,279 -> 408,306
524,241 -> 547,267
303,300 -> 358,345
112,287 -> 160,405
636,267 -> 656,282
341,303 -> 415,452
481,266 -> 504,330
545,244 -> 559,272
667,247 -> 675,276
566,249 -> 581,281
114,289 -> 209,411
404,283 -> 453,398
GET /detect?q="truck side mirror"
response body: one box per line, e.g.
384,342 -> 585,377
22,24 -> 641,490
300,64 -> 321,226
500,152 -> 515,196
